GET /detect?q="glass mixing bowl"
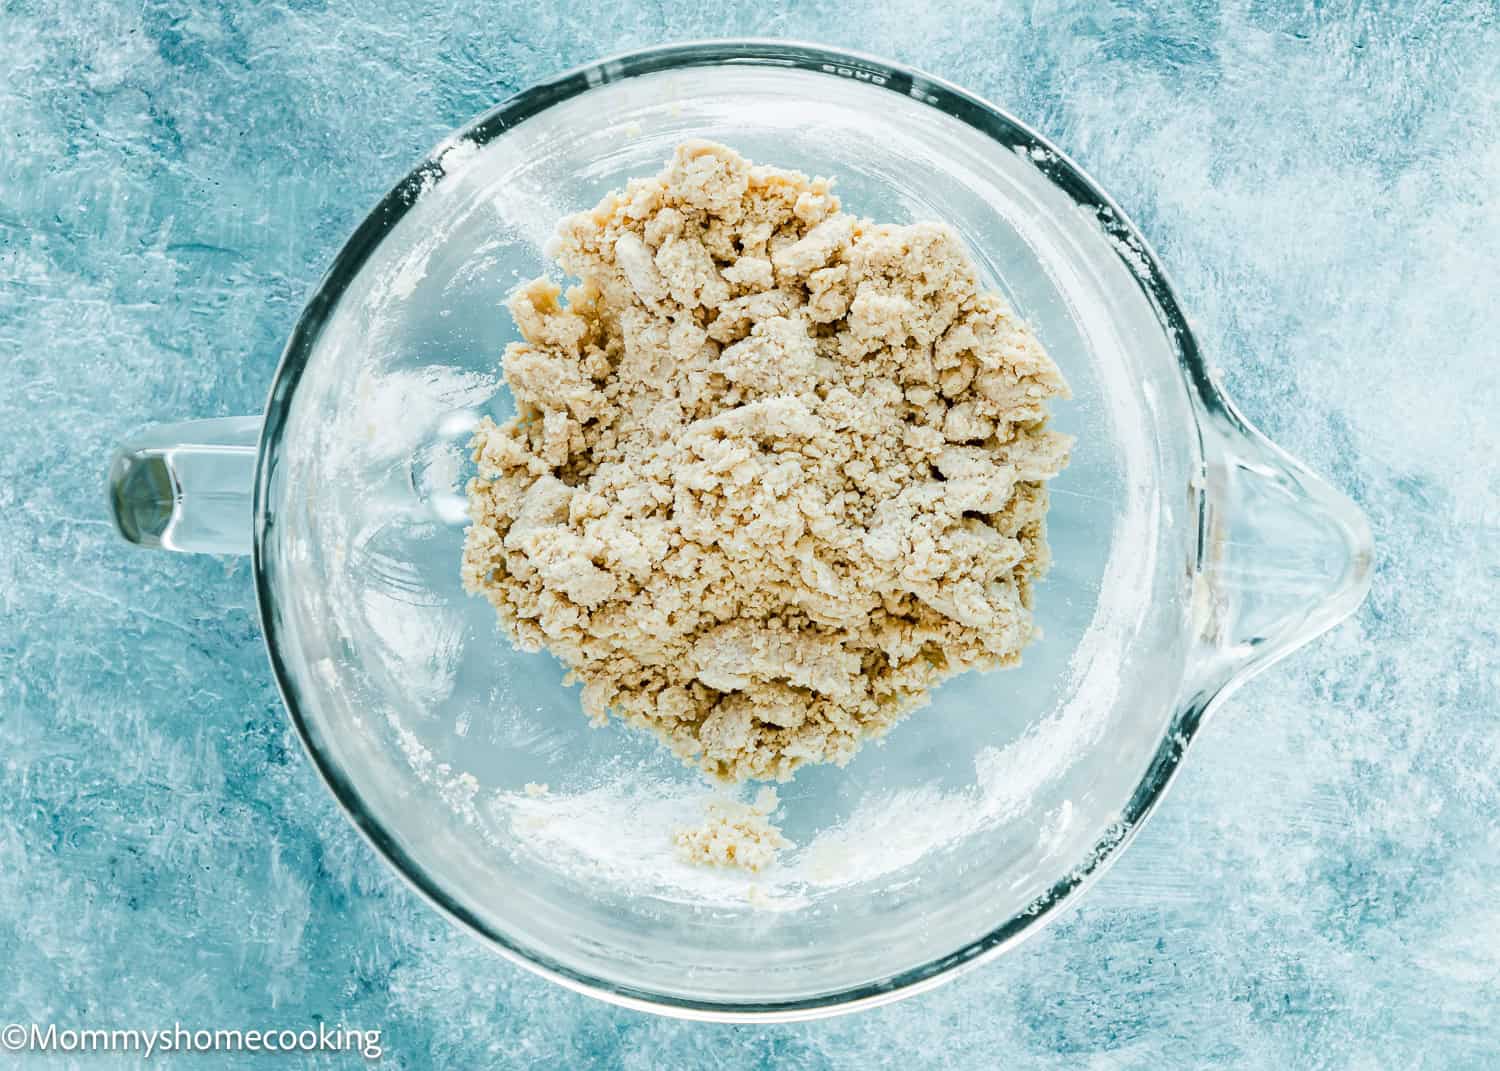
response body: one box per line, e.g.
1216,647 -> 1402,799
108,41 -> 1373,1019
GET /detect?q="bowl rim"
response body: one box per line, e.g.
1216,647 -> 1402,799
252,37 -> 1213,1021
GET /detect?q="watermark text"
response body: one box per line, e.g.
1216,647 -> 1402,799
1,1021 -> 382,1060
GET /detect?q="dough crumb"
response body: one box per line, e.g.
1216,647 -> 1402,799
673,788 -> 791,873
463,141 -> 1072,782
523,782 -> 549,798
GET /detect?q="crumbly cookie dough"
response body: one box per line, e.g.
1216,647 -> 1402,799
673,788 -> 791,873
462,141 -> 1071,782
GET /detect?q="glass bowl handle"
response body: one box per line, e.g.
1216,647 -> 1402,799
1189,399 -> 1374,695
107,417 -> 261,555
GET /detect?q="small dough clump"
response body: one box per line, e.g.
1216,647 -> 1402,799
463,142 -> 1071,782
673,788 -> 791,873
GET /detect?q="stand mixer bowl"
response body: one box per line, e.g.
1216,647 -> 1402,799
108,41 -> 1373,1020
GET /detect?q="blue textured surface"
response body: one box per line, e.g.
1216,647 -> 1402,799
2,2 -> 1497,1067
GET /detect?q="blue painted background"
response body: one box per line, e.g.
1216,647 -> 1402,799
2,1 -> 1497,1067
